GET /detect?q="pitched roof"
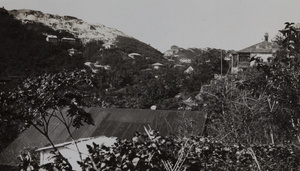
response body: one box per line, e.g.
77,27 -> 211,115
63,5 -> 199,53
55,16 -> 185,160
0,108 -> 206,166
238,40 -> 279,53
152,63 -> 164,66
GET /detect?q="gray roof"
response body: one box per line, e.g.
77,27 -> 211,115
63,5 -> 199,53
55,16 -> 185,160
0,108 -> 206,166
238,40 -> 279,53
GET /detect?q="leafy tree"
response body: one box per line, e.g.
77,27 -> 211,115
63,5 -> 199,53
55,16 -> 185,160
255,22 -> 300,143
201,75 -> 278,144
77,129 -> 300,171
201,22 -> 300,145
4,70 -> 97,165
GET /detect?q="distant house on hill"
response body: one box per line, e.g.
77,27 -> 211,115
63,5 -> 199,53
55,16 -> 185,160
184,66 -> 194,74
163,45 -> 180,57
231,33 -> 279,73
0,108 -> 206,168
61,37 -> 76,44
152,62 -> 164,69
179,57 -> 192,64
128,53 -> 141,59
102,43 -> 116,49
46,35 -> 58,42
68,48 -> 79,56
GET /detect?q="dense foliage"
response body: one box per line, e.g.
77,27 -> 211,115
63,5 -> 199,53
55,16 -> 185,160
201,22 -> 300,146
81,42 -> 229,110
2,6 -> 300,170
116,36 -> 163,61
18,129 -> 300,171
0,70 -> 97,156
78,132 -> 300,171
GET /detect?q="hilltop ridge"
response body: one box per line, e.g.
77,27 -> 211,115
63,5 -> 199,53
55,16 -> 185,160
8,9 -> 131,44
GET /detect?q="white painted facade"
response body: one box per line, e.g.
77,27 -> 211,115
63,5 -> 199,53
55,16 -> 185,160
179,58 -> 192,64
37,136 -> 117,171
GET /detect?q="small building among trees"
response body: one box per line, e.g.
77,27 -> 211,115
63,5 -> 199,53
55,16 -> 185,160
152,63 -> 164,69
61,37 -> 76,44
46,35 -> 58,43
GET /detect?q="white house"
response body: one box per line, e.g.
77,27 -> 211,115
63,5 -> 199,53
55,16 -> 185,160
231,33 -> 279,73
37,136 -> 117,171
128,53 -> 141,59
184,66 -> 194,74
61,37 -> 76,43
102,43 -> 116,49
179,58 -> 192,64
152,63 -> 164,69
46,35 -> 58,42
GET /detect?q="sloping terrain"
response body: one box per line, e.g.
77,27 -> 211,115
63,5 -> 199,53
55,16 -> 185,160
9,9 -> 130,44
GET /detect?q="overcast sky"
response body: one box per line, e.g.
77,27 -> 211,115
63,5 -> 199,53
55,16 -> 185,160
2,0 -> 300,52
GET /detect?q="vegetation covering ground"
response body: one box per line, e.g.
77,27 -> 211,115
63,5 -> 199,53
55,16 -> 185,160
1,7 -> 300,171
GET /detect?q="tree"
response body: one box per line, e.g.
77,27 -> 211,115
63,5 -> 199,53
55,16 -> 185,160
9,70 -> 97,166
257,22 -> 300,143
202,22 -> 300,145
201,74 -> 275,145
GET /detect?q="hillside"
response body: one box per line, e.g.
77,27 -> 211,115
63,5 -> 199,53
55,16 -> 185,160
0,7 -> 229,111
8,9 -> 130,44
0,8 -> 86,85
0,8 -> 163,91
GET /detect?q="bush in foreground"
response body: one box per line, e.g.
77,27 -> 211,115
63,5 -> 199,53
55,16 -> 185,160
19,128 -> 300,171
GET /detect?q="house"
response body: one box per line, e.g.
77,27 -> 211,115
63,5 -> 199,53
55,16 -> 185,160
68,48 -> 79,56
93,62 -> 111,70
184,66 -> 194,74
179,57 -> 192,64
46,35 -> 58,43
0,108 -> 206,168
163,45 -> 180,57
231,33 -> 279,73
128,53 -> 141,59
152,63 -> 164,69
37,136 -> 117,171
61,37 -> 76,44
102,43 -> 116,49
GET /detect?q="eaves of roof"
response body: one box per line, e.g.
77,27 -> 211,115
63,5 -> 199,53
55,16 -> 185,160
238,41 -> 279,53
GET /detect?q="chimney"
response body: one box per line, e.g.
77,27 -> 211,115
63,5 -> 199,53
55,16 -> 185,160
264,32 -> 269,41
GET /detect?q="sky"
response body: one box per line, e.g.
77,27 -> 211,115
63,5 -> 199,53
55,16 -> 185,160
2,0 -> 300,52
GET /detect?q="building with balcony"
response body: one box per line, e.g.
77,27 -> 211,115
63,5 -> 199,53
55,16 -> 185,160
231,33 -> 279,73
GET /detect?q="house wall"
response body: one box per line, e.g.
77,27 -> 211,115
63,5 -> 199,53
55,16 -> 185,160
39,137 -> 117,171
233,52 -> 274,73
